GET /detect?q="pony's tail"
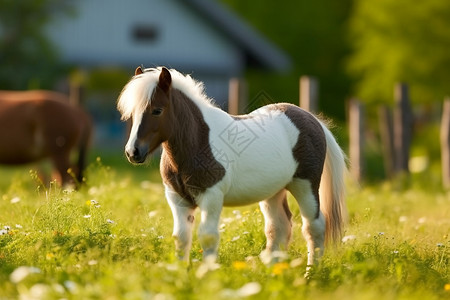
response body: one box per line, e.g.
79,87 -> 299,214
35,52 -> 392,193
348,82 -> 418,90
319,123 -> 348,245
76,112 -> 93,185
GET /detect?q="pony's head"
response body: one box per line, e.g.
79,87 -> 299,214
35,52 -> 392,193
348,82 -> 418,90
118,66 -> 174,164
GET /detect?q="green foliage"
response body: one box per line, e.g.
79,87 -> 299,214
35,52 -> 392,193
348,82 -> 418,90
0,0 -> 74,89
347,0 -> 450,104
0,159 -> 449,299
219,0 -> 353,120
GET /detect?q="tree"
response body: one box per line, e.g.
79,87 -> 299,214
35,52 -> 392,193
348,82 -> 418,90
347,0 -> 450,105
0,0 -> 74,89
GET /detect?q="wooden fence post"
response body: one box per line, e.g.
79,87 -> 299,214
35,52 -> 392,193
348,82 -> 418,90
349,99 -> 364,181
441,98 -> 450,189
378,106 -> 395,178
228,78 -> 247,115
393,83 -> 413,173
299,76 -> 318,113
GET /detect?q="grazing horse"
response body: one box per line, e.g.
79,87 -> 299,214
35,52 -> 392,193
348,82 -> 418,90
117,66 -> 347,267
0,90 -> 92,186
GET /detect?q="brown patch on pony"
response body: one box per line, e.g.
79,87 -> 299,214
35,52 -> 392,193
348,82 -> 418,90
269,103 -> 326,216
159,89 -> 226,207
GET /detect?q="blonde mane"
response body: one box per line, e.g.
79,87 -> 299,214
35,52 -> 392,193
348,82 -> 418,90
117,67 -> 214,120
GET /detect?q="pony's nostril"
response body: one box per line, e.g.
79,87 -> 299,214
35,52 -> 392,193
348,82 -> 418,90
133,148 -> 140,158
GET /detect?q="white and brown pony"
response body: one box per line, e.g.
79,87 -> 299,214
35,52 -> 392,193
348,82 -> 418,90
117,67 -> 347,267
0,90 -> 92,186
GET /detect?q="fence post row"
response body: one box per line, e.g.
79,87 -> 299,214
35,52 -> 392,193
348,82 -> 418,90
441,98 -> 450,189
228,78 -> 248,115
378,106 -> 395,178
393,83 -> 413,174
299,76 -> 318,113
349,99 -> 364,181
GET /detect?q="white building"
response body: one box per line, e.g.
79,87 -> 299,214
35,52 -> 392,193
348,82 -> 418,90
46,0 -> 291,105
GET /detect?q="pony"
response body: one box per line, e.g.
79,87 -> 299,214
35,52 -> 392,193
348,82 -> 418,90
0,90 -> 92,186
117,66 -> 347,267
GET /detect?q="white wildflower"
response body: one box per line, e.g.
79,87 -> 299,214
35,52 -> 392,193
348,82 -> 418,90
10,196 -> 20,204
0,229 -> 7,235
231,235 -> 240,242
195,256 -> 220,279
148,211 -> 158,218
10,266 -> 41,283
15,224 -> 22,229
106,219 -> 115,224
399,216 -> 408,223
342,235 -> 357,243
88,260 -> 98,266
83,215 -> 91,219
221,282 -> 261,298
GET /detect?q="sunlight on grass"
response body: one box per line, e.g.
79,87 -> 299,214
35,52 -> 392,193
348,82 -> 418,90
0,158 -> 449,299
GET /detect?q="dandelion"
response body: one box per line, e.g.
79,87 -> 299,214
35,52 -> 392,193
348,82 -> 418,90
232,261 -> 248,270
46,253 -> 55,260
272,262 -> 289,275
444,283 -> 450,291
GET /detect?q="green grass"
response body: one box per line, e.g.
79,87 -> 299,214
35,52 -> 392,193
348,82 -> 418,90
0,156 -> 449,299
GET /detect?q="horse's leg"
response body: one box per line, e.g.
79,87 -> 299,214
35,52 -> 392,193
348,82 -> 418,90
259,189 -> 292,264
287,178 -> 325,266
196,188 -> 223,261
166,187 -> 196,262
51,151 -> 72,186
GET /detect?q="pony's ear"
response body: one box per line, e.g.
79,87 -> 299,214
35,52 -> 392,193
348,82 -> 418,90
158,67 -> 172,92
135,66 -> 144,76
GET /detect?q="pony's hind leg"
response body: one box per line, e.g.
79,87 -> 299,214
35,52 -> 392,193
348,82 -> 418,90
259,189 -> 292,264
287,178 -> 325,266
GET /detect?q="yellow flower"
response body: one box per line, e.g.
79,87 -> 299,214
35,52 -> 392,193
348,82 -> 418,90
272,262 -> 289,275
232,261 -> 248,270
444,283 -> 450,291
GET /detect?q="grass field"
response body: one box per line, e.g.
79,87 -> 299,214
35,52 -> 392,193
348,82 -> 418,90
0,154 -> 449,299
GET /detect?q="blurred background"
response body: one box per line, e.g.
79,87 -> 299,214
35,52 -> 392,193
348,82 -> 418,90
1,0 -> 450,183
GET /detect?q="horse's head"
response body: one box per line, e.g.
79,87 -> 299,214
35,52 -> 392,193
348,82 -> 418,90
123,67 -> 173,164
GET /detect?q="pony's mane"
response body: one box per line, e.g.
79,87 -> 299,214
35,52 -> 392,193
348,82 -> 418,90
117,67 -> 214,120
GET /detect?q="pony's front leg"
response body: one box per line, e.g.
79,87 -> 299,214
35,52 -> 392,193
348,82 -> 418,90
166,188 -> 196,262
196,189 -> 223,261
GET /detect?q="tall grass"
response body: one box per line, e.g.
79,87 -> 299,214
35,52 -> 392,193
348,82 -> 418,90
0,158 -> 449,299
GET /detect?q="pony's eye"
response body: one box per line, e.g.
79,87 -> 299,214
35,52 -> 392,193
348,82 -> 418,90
152,108 -> 163,116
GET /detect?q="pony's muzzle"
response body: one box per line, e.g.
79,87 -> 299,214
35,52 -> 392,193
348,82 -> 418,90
125,145 -> 147,164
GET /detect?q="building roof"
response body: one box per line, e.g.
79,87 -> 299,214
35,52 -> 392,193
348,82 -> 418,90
184,0 -> 292,72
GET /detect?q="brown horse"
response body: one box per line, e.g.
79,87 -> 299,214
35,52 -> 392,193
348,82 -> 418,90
0,90 -> 92,186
